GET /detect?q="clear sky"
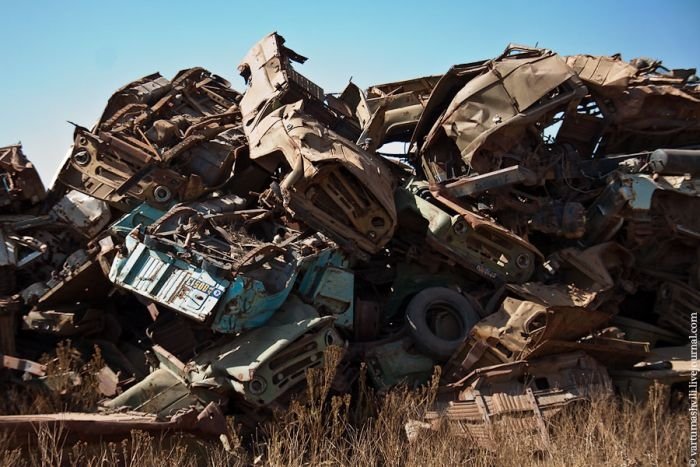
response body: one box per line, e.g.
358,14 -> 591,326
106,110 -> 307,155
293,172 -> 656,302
1,0 -> 698,183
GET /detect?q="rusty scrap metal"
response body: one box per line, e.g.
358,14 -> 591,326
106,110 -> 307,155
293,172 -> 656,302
0,402 -> 228,444
0,33 -> 697,445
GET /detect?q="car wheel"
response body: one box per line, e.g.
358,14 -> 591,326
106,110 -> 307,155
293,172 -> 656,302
406,287 -> 481,360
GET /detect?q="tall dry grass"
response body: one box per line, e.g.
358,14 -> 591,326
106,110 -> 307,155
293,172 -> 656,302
0,340 -> 106,416
0,344 -> 689,466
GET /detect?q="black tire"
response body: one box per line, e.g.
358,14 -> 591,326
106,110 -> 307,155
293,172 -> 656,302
406,287 -> 481,360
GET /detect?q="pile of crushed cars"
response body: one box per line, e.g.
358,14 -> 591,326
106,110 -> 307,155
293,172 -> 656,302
0,33 -> 697,447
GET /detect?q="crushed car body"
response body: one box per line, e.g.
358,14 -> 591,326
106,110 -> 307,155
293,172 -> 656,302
0,33 -> 696,449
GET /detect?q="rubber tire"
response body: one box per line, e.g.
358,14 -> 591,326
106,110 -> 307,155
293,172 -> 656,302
406,287 -> 481,361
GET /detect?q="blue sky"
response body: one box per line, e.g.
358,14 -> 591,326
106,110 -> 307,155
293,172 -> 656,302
1,0 -> 698,183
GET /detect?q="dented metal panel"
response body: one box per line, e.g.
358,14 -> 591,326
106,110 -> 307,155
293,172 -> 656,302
419,352 -> 612,449
396,182 -> 538,283
0,403 -> 228,443
365,337 -> 435,390
190,312 -> 342,406
57,68 -> 245,211
418,45 -> 586,182
248,101 -> 397,254
50,190 -> 112,238
110,235 -> 228,322
297,248 -> 354,327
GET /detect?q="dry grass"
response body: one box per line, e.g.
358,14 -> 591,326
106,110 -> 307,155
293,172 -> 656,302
0,344 -> 689,466
0,340 -> 106,416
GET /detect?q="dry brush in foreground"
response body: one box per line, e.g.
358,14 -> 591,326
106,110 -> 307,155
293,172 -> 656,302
0,345 -> 689,467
